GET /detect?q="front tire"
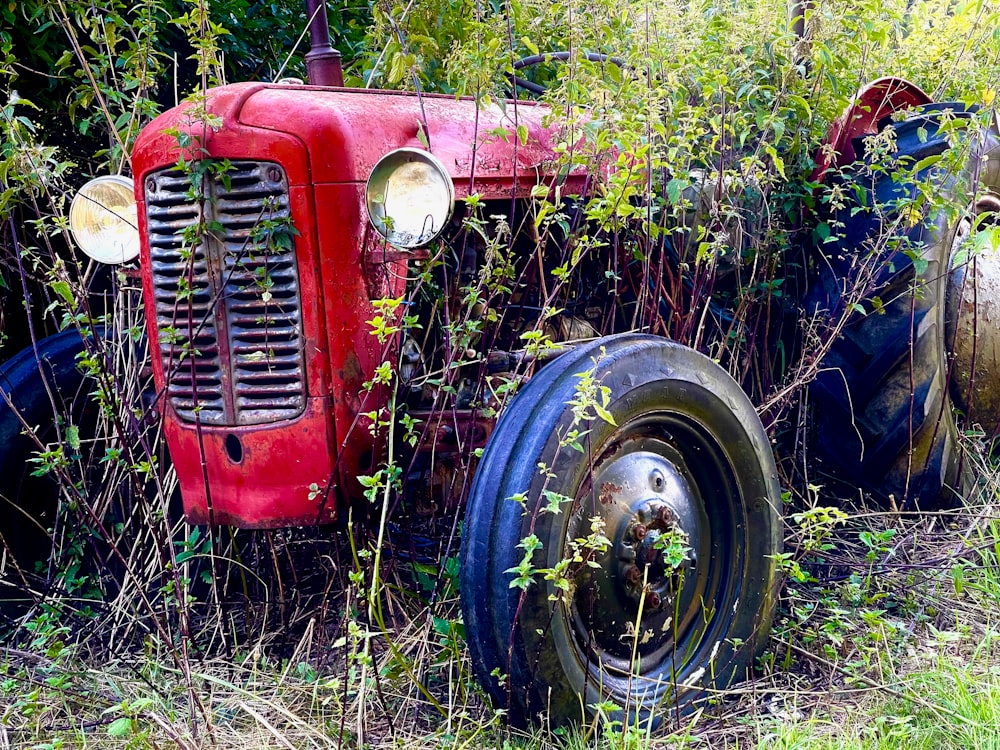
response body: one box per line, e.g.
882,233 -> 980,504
460,333 -> 781,727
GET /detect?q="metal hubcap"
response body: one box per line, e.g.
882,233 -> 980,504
568,435 -> 711,669
614,461 -> 696,611
947,193 -> 1000,425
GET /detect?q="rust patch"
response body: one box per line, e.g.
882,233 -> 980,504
599,481 -> 623,505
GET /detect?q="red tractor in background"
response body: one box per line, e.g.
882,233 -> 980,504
2,0 -> 999,729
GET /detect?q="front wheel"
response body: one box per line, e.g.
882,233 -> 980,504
460,333 -> 781,728
0,329 -> 96,614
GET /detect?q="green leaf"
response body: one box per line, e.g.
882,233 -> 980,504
786,94 -> 811,121
387,51 -> 407,85
107,717 -> 131,737
912,154 -> 942,173
128,697 -> 155,712
951,563 -> 965,595
665,178 -> 687,206
508,492 -> 528,507
66,424 -> 80,452
517,534 -> 542,554
771,118 -> 785,144
593,403 -> 617,426
541,490 -> 565,514
765,144 -> 786,180
50,280 -> 75,308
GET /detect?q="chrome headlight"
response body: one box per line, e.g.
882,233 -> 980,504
366,148 -> 454,248
69,175 -> 140,264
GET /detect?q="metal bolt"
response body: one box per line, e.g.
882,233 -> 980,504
624,564 -> 641,585
647,591 -> 661,609
650,469 -> 665,492
145,178 -> 156,194
266,166 -> 282,183
657,505 -> 676,525
632,523 -> 647,541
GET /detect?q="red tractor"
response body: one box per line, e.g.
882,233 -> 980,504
3,0 -> 999,729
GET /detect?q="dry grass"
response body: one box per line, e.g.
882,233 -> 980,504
4,456 -> 1000,749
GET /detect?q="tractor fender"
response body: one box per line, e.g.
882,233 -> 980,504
812,77 -> 932,184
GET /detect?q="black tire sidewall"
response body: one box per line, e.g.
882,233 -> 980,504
0,330 -> 94,605
811,106 -> 999,505
463,334 -> 781,726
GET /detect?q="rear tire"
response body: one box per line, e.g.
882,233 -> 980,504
809,104 -> 1000,506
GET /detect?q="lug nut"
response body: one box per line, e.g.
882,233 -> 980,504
632,523 -> 647,541
625,564 -> 641,584
657,505 -> 676,525
646,591 -> 661,609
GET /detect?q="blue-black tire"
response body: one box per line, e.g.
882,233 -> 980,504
460,333 -> 781,727
809,104 -> 999,506
0,329 -> 96,611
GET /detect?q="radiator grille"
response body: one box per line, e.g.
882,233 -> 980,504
145,161 -> 306,426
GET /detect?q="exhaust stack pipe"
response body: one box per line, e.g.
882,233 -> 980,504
304,0 -> 344,86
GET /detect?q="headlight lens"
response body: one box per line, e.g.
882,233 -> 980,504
366,148 -> 454,248
69,175 -> 140,264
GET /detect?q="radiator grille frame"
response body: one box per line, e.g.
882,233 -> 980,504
145,161 -> 306,426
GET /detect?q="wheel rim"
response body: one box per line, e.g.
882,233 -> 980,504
561,412 -> 741,699
947,192 -> 1000,426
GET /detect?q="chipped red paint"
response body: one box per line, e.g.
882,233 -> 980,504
132,82 -> 576,528
812,77 -> 931,184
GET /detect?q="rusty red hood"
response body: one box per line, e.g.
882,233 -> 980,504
132,82 -> 567,196
129,82 -> 584,529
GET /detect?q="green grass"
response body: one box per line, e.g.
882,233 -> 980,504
752,661 -> 1000,749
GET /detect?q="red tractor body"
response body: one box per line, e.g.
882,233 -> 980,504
131,82 -> 577,527
127,76 -> 788,726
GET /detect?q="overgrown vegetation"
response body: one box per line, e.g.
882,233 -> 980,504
1,0 -> 1000,746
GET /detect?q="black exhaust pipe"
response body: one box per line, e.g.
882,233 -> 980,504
304,0 -> 343,86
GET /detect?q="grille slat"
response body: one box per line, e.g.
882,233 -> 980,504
231,334 -> 297,346
146,161 -> 306,426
